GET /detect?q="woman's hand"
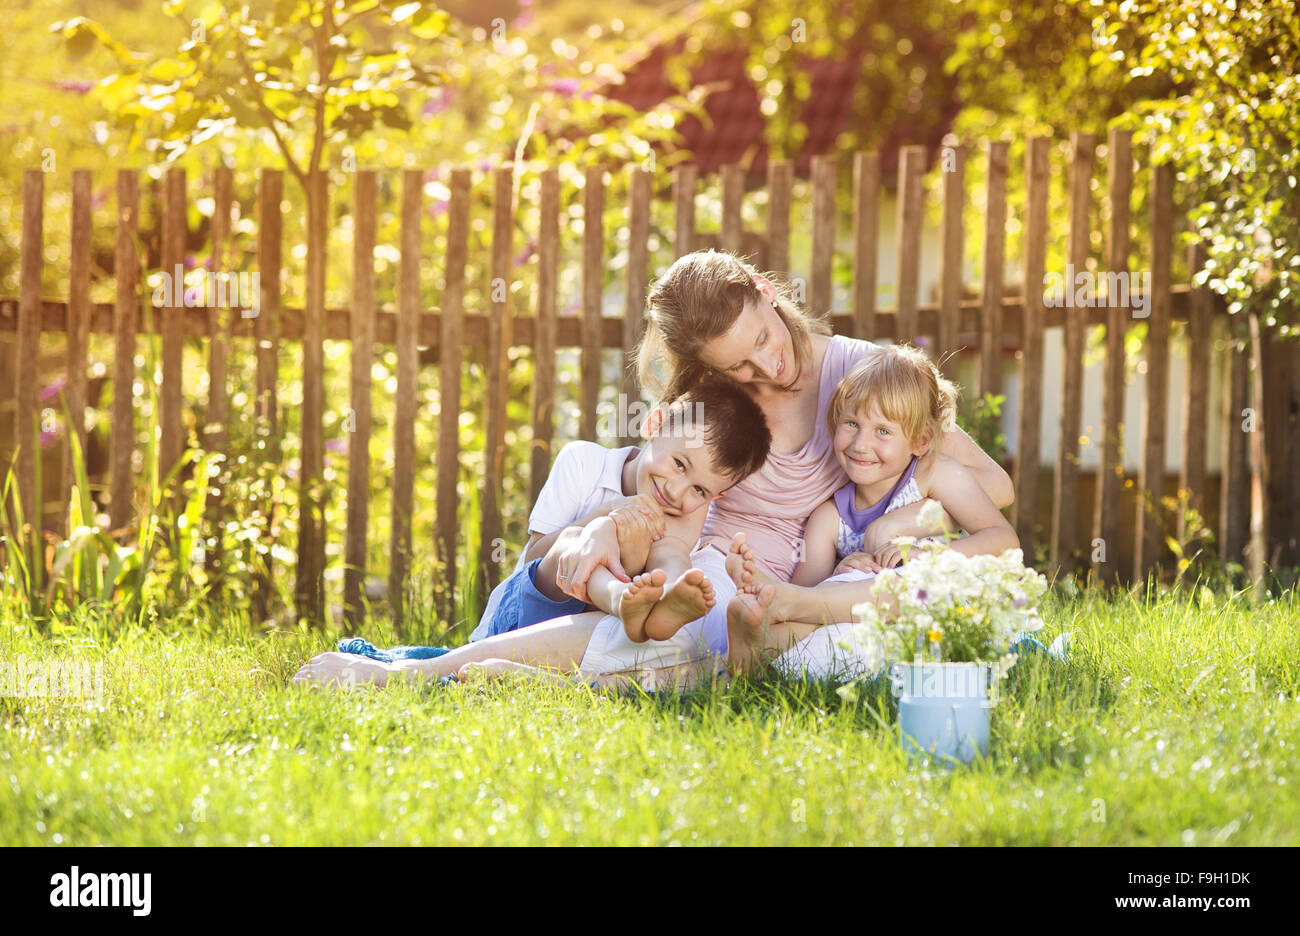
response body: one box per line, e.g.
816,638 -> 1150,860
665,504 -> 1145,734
861,500 -> 955,554
552,515 -> 628,604
607,495 -> 666,572
833,551 -> 882,576
292,652 -> 396,689
873,543 -> 905,569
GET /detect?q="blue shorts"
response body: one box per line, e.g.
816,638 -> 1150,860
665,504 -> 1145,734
483,558 -> 590,638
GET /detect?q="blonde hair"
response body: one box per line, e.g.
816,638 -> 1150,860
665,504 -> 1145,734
827,344 -> 958,449
632,249 -> 832,402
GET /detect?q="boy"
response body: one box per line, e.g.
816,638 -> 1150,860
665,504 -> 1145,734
472,378 -> 770,644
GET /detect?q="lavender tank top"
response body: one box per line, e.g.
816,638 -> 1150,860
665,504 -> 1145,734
833,456 -> 922,558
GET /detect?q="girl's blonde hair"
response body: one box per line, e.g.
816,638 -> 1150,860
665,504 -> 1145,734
632,250 -> 832,402
827,344 -> 958,450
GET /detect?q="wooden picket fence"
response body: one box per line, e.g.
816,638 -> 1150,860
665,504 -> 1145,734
3,129 -> 1296,629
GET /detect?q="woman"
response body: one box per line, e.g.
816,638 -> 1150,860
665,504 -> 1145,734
293,250 -> 1011,689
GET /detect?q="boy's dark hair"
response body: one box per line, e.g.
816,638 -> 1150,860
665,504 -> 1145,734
662,377 -> 771,485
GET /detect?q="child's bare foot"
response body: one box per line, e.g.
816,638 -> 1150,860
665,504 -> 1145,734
616,569 -> 667,637
643,568 -> 715,639
727,584 -> 776,629
725,532 -> 775,589
725,584 -> 777,671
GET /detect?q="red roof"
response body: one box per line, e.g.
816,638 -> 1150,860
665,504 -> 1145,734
605,34 -> 959,181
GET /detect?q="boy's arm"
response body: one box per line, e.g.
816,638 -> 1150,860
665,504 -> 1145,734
522,493 -> 658,564
790,500 -> 842,587
925,457 -> 1020,558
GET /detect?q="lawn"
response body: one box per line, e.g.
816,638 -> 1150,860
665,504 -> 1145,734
1,588 -> 1297,846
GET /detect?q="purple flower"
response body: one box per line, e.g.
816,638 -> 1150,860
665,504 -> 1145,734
55,80 -> 93,95
40,376 -> 67,402
422,89 -> 455,119
428,198 -> 448,218
916,588 -> 928,602
39,427 -> 60,449
513,239 -> 536,269
325,439 -> 347,454
478,158 -> 494,173
1013,594 -> 1028,608
549,78 -> 581,97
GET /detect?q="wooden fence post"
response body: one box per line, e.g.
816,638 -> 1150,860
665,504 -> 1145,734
295,168 -> 327,625
390,168 -> 421,628
343,169 -> 377,633
204,167 -> 234,589
530,169 -> 559,510
1179,242 -> 1211,546
435,168 -> 470,625
15,170 -> 43,586
480,164 -> 515,596
65,170 -> 92,532
1133,161 -> 1173,582
811,155 -> 836,319
1093,128 -> 1132,582
110,171 -> 139,538
1220,323 -> 1250,565
979,141 -> 1009,399
252,169 -> 282,624
160,168 -> 186,513
1051,132 -> 1094,576
580,166 -> 604,441
937,144 -> 963,373
767,159 -> 792,280
1015,138 -> 1050,557
622,166 -> 651,445
895,146 -> 926,342
674,166 -> 696,259
720,164 -> 744,256
852,152 -> 880,341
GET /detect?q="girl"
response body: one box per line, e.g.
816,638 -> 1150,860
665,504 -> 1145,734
736,343 -> 1019,592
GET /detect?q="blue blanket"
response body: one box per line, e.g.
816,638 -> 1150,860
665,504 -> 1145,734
337,637 -> 452,662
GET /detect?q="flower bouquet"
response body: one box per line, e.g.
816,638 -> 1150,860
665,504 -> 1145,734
850,524 -> 1049,763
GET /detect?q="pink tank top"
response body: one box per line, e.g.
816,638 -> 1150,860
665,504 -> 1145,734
699,334 -> 877,581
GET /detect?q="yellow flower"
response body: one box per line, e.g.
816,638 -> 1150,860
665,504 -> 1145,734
927,629 -> 942,643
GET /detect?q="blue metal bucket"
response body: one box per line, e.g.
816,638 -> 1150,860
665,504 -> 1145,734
891,662 -> 992,764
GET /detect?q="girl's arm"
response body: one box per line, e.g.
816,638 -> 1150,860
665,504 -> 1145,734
938,423 -> 1014,509
925,456 -> 1020,558
790,500 -> 842,587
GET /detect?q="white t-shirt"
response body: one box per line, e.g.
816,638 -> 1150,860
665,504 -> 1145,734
469,441 -> 639,640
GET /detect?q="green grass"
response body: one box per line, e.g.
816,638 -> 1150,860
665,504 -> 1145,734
1,588 -> 1297,845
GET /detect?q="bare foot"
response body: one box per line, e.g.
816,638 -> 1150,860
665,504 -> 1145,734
727,584 -> 776,629
725,532 -> 776,589
616,569 -> 668,638
643,568 -> 716,640
725,584 -> 777,672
